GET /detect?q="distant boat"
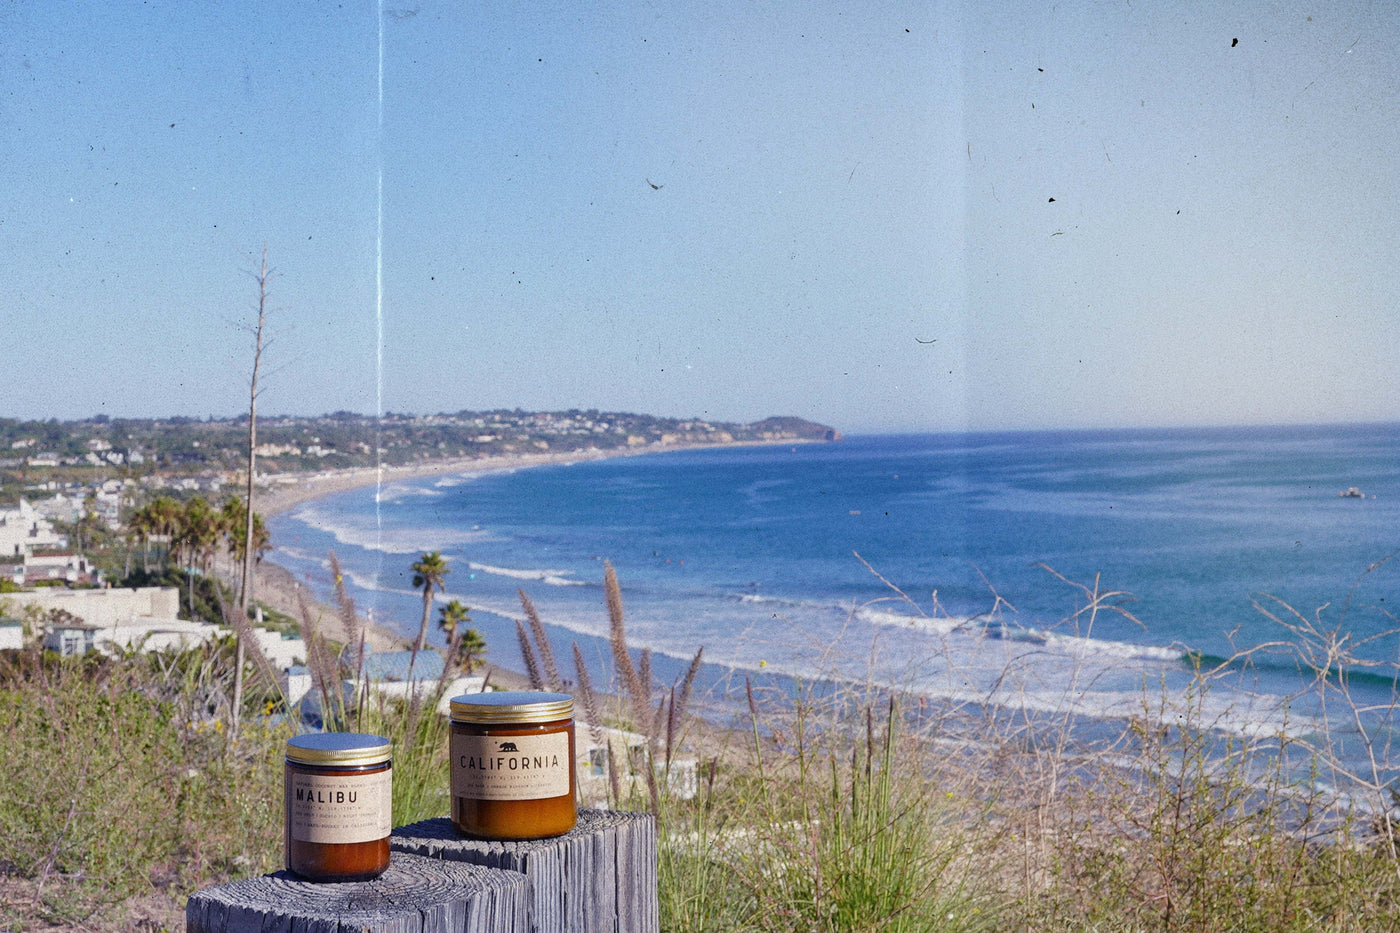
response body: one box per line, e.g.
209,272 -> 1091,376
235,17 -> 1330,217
1340,487 -> 1366,499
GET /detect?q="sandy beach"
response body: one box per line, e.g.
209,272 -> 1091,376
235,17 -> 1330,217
252,438 -> 821,520
252,449 -> 622,520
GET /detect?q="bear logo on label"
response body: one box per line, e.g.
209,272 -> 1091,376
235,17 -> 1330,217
498,741 -> 519,752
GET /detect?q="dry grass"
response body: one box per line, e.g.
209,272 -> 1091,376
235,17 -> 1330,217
4,559 -> 1400,932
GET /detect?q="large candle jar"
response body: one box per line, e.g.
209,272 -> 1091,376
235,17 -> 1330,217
449,691 -> 576,840
284,732 -> 393,882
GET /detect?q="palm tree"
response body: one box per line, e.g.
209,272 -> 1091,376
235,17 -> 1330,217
411,551 -> 450,653
126,504 -> 154,575
176,497 -> 218,617
221,497 -> 271,605
438,598 -> 468,668
146,495 -> 181,573
456,627 -> 488,675
219,496 -> 243,579
180,498 -> 220,574
438,599 -> 471,643
244,512 -> 271,565
437,599 -> 487,673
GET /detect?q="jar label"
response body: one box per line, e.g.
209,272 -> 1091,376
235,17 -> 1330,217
288,770 -> 392,844
451,731 -> 571,800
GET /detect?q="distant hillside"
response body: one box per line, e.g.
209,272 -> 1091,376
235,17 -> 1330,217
746,416 -> 843,442
0,409 -> 841,484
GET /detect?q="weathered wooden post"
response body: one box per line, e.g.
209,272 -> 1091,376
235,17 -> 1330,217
185,852 -> 529,933
393,809 -> 658,933
185,812 -> 657,933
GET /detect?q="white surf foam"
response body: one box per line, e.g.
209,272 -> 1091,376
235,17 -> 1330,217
468,562 -> 589,587
859,600 -> 1185,667
1033,628 -> 1186,664
290,502 -> 490,555
857,605 -> 976,637
374,483 -> 445,504
735,593 -> 800,607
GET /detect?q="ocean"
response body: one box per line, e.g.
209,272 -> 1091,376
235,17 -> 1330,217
268,424 -> 1400,759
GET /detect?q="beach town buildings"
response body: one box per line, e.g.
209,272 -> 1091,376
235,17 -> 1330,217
5,584 -> 307,678
0,499 -> 101,586
6,553 -> 97,587
29,481 -> 128,530
43,617 -> 98,656
0,498 -> 108,586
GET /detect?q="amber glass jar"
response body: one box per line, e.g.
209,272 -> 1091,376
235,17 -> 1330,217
284,733 -> 392,882
449,691 -> 576,840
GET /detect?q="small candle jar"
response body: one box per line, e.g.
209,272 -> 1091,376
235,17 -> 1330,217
449,691 -> 576,840
284,732 -> 393,882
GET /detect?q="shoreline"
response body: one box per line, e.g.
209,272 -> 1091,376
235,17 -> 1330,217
253,451 -> 597,520
252,439 -> 819,520
248,439 -> 821,657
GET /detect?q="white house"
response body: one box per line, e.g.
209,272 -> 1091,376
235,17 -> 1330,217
15,586 -> 181,630
32,487 -> 126,530
31,493 -> 83,524
98,617 -> 228,655
22,553 -> 97,585
0,499 -> 65,559
14,586 -> 218,654
248,626 -> 307,670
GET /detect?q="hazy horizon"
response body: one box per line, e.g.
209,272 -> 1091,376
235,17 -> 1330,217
7,408 -> 1397,441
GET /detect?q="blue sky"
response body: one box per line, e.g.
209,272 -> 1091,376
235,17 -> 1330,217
3,1 -> 1397,433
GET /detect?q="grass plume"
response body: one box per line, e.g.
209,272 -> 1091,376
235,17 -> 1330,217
519,588 -> 563,690
516,618 -> 544,690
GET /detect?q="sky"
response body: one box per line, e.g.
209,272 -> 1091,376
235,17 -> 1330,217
3,0 -> 1398,433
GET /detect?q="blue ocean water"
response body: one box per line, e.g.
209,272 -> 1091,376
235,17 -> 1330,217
268,424 -> 1400,741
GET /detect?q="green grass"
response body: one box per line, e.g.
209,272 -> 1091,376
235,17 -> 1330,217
0,630 -> 452,928
720,691 -> 999,933
0,650 -> 286,927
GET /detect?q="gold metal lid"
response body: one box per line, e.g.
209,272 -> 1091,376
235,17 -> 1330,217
450,690 -> 574,724
285,732 -> 392,767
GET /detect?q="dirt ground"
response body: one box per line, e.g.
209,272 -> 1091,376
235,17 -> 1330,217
0,876 -> 186,933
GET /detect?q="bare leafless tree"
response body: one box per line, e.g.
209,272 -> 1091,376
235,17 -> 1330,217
240,245 -> 271,616
232,244 -> 272,735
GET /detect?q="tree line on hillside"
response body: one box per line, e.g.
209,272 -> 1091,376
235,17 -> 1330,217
125,496 -> 269,616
